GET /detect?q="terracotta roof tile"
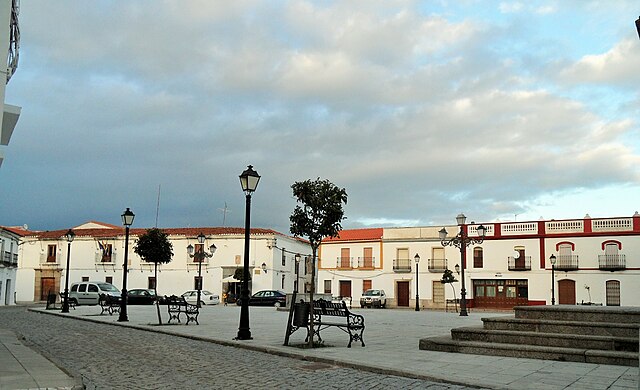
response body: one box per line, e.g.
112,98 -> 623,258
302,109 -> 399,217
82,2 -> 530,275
28,226 -> 287,240
322,228 -> 383,243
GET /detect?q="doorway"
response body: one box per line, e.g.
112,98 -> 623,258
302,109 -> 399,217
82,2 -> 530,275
40,277 -> 56,301
558,279 -> 576,305
432,281 -> 445,305
397,281 -> 410,307
339,280 -> 352,298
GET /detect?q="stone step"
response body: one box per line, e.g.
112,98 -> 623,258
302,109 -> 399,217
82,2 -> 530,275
419,336 -> 639,367
482,316 -> 640,338
450,327 -> 639,352
515,305 -> 640,324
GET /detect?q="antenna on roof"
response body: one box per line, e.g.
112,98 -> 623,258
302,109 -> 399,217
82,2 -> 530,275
218,202 -> 231,226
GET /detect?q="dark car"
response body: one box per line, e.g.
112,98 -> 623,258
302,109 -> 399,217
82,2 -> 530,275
127,289 -> 158,305
237,290 -> 287,307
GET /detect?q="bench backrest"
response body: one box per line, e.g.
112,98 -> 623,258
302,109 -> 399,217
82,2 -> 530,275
165,295 -> 187,305
313,299 -> 348,317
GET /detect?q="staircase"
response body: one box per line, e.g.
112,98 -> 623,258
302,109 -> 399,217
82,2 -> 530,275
419,305 -> 639,367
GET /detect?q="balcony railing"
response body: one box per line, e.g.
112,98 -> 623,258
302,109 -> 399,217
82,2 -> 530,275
357,257 -> 375,269
598,254 -> 626,271
393,258 -> 412,272
555,255 -> 579,271
508,256 -> 531,271
2,252 -> 18,267
428,258 -> 447,272
336,257 -> 353,269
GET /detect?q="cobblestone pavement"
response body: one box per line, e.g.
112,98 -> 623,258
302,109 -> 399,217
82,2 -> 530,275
0,306 -> 482,390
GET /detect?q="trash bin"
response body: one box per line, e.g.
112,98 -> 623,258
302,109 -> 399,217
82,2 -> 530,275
293,302 -> 310,327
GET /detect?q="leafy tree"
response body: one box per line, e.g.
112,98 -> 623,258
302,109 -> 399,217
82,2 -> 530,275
441,269 -> 458,310
233,267 -> 251,282
134,228 -> 173,324
290,178 -> 347,347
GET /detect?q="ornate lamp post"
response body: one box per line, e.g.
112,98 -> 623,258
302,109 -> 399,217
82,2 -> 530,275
237,165 -> 260,340
187,233 -> 217,308
439,213 -> 486,316
61,229 -> 75,313
294,253 -> 301,293
549,254 -> 556,305
118,208 -> 135,322
414,254 -> 420,311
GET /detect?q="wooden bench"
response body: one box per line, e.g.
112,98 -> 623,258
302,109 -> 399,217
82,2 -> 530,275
99,294 -> 121,315
445,298 -> 459,313
164,295 -> 199,325
310,299 -> 365,347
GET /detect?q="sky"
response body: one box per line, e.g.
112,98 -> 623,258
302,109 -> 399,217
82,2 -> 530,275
1,1 -> 640,235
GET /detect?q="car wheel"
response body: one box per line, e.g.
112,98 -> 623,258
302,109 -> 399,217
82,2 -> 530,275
200,300 -> 205,306
274,301 -> 281,308
70,298 -> 78,305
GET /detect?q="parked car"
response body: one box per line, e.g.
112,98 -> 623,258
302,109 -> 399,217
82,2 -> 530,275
360,289 -> 387,308
68,282 -> 120,306
127,288 -> 158,305
181,290 -> 220,305
237,290 -> 287,307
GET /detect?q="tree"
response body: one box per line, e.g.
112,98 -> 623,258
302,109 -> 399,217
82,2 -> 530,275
290,178 -> 347,347
441,269 -> 458,311
233,267 -> 251,282
134,228 -> 173,324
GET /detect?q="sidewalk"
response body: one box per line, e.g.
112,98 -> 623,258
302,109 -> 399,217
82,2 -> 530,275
0,328 -> 81,389
13,304 -> 640,389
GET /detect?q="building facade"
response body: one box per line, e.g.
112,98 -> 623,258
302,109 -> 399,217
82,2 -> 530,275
15,221 -> 312,304
317,214 -> 640,309
0,226 -> 23,305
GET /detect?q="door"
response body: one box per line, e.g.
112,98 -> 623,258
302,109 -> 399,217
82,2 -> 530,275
363,247 -> 373,268
432,281 -> 445,305
340,248 -> 351,268
397,281 -> 410,307
40,277 -> 55,301
558,279 -> 576,305
4,280 -> 10,305
339,281 -> 351,298
606,280 -> 620,306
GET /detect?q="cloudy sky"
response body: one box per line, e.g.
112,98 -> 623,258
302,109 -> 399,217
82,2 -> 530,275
1,1 -> 639,234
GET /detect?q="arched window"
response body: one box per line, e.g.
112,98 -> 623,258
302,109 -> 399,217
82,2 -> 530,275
473,247 -> 483,268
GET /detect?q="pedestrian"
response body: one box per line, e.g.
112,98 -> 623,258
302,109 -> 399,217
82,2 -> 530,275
223,291 -> 228,306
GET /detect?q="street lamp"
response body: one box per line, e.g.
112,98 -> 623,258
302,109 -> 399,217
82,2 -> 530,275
294,253 -> 301,293
440,213 -> 486,316
549,254 -> 556,305
237,165 -> 260,340
187,233 -> 217,308
61,229 -> 75,313
118,208 -> 135,322
414,254 -> 420,312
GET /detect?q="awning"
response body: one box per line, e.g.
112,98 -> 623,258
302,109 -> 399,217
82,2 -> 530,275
222,276 -> 239,283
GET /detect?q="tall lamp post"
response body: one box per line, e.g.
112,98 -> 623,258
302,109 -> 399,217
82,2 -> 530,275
414,254 -> 420,311
439,213 -> 486,316
61,229 -> 75,313
237,165 -> 260,340
187,233 -> 217,308
294,253 -> 301,293
549,254 -> 556,305
118,208 -> 135,322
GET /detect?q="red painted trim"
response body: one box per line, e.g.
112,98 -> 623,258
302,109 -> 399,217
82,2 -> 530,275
601,240 -> 622,250
528,300 -> 546,306
494,222 -> 501,238
634,214 -> 640,232
539,238 -> 545,269
584,217 -> 592,233
555,241 -> 575,251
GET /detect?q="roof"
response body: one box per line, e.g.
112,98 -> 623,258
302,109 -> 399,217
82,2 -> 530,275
322,228 -> 383,243
0,226 -> 31,237
24,226 -> 287,240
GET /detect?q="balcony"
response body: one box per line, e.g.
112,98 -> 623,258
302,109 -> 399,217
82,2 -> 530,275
2,252 -> 18,267
508,256 -> 531,271
393,258 -> 412,272
336,257 -> 353,269
554,255 -> 578,271
428,258 -> 447,272
357,257 -> 375,269
598,254 -> 626,271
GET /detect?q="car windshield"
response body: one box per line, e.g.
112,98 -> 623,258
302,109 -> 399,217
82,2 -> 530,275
363,290 -> 380,296
97,283 -> 119,292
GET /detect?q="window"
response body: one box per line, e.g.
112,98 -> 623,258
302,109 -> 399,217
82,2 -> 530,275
324,280 -> 331,294
282,248 -> 286,266
194,276 -> 202,290
193,244 -> 204,263
606,280 -> 620,306
281,274 -> 285,289
363,247 -> 373,268
47,245 -> 57,262
363,280 -> 372,293
101,244 -> 113,263
105,277 -> 113,284
340,248 -> 351,268
148,277 -> 156,290
304,256 -> 310,274
473,247 -> 483,268
81,276 -> 89,282
88,284 -> 98,293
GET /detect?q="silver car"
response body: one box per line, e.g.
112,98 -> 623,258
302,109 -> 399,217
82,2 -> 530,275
181,290 -> 220,305
360,289 -> 387,308
68,281 -> 120,306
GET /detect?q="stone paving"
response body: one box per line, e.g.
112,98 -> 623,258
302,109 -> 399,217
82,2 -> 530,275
0,305 -> 479,389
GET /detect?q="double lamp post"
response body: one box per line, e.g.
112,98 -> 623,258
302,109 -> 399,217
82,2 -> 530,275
187,233 -> 217,307
439,213 -> 486,316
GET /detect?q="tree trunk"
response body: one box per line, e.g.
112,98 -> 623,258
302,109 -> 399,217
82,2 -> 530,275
307,245 -> 317,348
155,262 -> 162,325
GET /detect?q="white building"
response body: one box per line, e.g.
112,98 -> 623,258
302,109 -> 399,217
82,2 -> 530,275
0,226 -> 23,305
1,0 -> 21,168
317,213 -> 640,309
15,221 -> 312,303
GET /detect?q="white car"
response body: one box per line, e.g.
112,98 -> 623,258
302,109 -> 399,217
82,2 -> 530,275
181,290 -> 220,305
360,289 -> 387,308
